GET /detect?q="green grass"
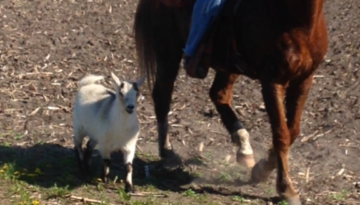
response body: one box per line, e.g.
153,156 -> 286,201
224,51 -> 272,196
45,184 -> 70,199
331,190 -> 350,201
277,200 -> 289,205
181,189 -> 198,197
232,195 -> 246,203
1,137 -> 353,205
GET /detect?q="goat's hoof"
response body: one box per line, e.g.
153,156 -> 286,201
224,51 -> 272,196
285,196 -> 301,205
250,159 -> 273,184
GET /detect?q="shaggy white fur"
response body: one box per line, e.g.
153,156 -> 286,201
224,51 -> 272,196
73,72 -> 145,192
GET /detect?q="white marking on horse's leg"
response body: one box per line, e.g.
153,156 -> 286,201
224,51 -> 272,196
232,128 -> 255,168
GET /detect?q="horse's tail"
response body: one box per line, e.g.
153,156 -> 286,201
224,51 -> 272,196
134,0 -> 157,91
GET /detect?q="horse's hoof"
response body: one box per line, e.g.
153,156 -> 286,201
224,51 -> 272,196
232,129 -> 254,168
159,143 -> 173,159
250,159 -> 273,184
286,196 -> 301,205
236,152 -> 255,168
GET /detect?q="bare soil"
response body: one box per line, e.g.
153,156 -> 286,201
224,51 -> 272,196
0,0 -> 359,205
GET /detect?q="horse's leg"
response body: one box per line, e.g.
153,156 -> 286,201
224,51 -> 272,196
153,54 -> 182,162
209,72 -> 255,167
285,75 -> 313,144
251,75 -> 313,186
257,81 -> 300,204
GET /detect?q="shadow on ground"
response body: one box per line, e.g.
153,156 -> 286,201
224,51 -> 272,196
0,144 -> 276,203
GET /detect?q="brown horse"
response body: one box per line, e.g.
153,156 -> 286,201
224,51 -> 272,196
134,0 -> 328,204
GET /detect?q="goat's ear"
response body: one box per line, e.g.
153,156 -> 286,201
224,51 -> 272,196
111,72 -> 121,87
136,76 -> 146,87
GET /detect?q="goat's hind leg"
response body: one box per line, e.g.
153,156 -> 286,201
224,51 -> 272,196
83,138 -> 97,174
209,72 -> 255,167
73,127 -> 87,173
98,147 -> 111,184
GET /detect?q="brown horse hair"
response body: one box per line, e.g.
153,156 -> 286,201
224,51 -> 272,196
134,0 -> 157,90
134,0 -> 328,204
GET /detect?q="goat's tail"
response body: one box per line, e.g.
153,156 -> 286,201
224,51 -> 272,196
78,75 -> 105,89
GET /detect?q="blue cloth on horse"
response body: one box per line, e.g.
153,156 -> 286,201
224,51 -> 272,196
183,0 -> 227,57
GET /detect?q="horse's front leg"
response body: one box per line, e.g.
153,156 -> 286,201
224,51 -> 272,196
257,81 -> 300,205
251,75 -> 313,185
285,75 -> 314,144
209,71 -> 255,167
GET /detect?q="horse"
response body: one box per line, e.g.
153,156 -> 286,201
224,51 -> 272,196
134,0 -> 328,204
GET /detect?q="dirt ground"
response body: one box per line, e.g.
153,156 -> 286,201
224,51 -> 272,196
0,0 -> 360,204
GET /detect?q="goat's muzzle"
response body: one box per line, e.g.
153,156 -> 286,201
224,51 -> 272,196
126,105 -> 135,114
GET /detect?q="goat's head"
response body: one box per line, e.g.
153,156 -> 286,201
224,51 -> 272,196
111,72 -> 145,114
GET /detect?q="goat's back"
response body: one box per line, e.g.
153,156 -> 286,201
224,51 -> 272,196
73,83 -> 115,135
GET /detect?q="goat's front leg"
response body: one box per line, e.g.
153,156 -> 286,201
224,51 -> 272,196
102,159 -> 111,184
257,82 -> 300,205
209,72 -> 255,167
122,146 -> 136,193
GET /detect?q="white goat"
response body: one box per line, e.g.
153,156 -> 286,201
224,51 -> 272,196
72,72 -> 145,193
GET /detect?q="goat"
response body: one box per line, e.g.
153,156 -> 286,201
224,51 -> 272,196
72,72 -> 145,193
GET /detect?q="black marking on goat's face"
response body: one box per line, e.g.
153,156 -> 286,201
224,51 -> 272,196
132,82 -> 140,97
132,82 -> 138,92
119,82 -> 125,97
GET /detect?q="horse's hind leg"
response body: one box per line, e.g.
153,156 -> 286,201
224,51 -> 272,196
153,52 -> 182,162
258,81 -> 301,205
209,72 -> 255,167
